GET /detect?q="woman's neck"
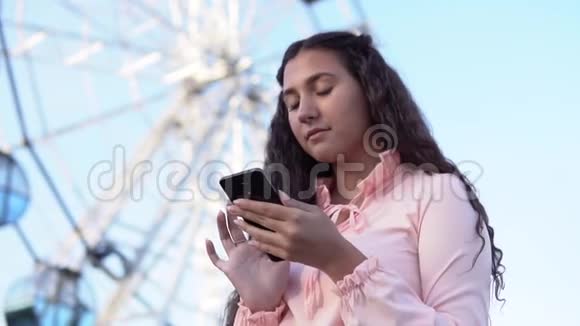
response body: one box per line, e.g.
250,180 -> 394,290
330,150 -> 381,204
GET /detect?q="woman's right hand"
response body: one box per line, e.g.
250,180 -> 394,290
206,209 -> 289,312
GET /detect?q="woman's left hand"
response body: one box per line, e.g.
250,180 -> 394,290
227,191 -> 365,277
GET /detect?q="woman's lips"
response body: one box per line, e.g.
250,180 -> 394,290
306,129 -> 329,141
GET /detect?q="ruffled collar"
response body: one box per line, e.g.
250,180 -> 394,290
315,150 -> 401,210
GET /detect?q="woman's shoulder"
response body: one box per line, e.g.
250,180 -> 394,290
388,167 -> 469,202
393,169 -> 478,228
370,168 -> 473,221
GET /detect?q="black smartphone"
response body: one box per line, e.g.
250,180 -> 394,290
219,168 -> 284,261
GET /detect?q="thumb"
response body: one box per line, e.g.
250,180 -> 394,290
278,190 -> 315,212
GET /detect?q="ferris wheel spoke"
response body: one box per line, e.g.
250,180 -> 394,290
157,215 -> 200,321
97,181 -> 201,323
132,291 -> 157,316
56,0 -> 119,38
51,101 -> 183,266
127,0 -> 187,36
19,53 -> 93,207
2,18 -> 162,56
20,55 -> 49,135
51,77 -> 239,267
11,89 -> 172,150
3,53 -> 163,79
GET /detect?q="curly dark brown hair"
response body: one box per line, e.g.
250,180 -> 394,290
220,30 -> 505,325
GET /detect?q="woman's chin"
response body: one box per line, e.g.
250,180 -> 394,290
307,145 -> 341,164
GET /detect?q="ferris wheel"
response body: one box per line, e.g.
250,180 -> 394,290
0,0 -> 371,325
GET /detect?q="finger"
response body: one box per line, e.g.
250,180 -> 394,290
227,205 -> 283,232
205,239 -> 225,271
278,190 -> 317,212
248,239 -> 288,261
216,210 -> 235,254
233,198 -> 295,221
234,219 -> 283,248
225,208 -> 246,243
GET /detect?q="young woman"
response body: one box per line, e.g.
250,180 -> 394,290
206,31 -> 505,326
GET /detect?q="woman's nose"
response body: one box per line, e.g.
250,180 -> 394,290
297,97 -> 319,123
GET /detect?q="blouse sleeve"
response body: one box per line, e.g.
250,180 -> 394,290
233,298 -> 287,326
336,174 -> 492,326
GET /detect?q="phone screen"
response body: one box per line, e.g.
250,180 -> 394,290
219,168 -> 283,261
219,168 -> 282,205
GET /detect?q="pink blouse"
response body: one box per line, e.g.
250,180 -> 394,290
234,150 -> 492,326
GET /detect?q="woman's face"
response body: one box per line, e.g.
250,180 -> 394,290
282,48 -> 371,163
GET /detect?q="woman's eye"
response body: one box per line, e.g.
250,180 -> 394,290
287,103 -> 299,111
317,88 -> 332,96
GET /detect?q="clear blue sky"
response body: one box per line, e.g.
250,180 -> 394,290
1,1 -> 579,325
